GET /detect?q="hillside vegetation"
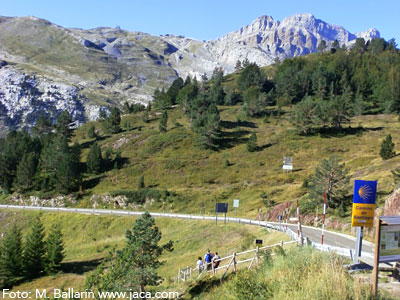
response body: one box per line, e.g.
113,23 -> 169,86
0,39 -> 399,223
187,247 -> 394,300
0,210 -> 287,295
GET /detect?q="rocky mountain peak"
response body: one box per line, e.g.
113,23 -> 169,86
0,13 -> 384,131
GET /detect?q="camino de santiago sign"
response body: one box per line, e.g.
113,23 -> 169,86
351,180 -> 377,227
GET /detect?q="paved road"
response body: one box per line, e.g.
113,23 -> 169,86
0,205 -> 374,259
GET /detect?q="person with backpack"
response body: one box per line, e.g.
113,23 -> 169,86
204,250 -> 213,271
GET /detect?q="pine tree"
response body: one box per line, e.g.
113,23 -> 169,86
138,175 -> 145,189
309,155 -> 350,208
88,125 -> 96,139
195,103 -> 222,150
142,111 -> 150,123
391,167 -> 400,189
317,40 -> 327,53
32,115 -> 52,137
0,224 -> 24,287
291,97 -> 317,135
210,73 -> 225,105
159,111 -> 168,132
85,212 -> 173,294
15,152 -> 38,192
40,135 -> 80,193
86,143 -> 103,174
235,60 -> 242,72
45,224 -> 64,274
56,111 -> 73,140
380,134 -> 396,160
103,107 -> 121,134
23,216 -> 46,279
247,132 -> 258,152
353,91 -> 364,116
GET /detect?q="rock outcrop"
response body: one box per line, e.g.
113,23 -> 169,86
384,188 -> 400,216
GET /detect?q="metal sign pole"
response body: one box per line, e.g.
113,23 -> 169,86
372,219 -> 381,296
321,193 -> 327,245
354,226 -> 363,264
216,212 -> 218,225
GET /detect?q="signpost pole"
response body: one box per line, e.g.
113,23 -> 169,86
372,218 -> 381,296
216,212 -> 218,225
354,226 -> 363,264
321,193 -> 327,245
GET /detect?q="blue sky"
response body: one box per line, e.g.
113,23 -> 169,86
1,0 -> 399,43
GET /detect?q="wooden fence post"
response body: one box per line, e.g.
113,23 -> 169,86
212,258 -> 215,276
178,268 -> 181,281
233,252 -> 237,272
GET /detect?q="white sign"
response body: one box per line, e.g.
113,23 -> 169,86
233,199 -> 239,208
283,165 -> 293,170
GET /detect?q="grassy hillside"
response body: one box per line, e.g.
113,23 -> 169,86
186,247 -> 394,300
65,104 -> 400,223
0,210 -> 288,294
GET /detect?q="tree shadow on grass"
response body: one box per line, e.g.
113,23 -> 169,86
83,175 -> 105,190
220,120 -> 258,129
183,274 -> 234,299
80,135 -> 108,149
318,126 -> 383,138
258,143 -> 274,151
61,258 -> 102,275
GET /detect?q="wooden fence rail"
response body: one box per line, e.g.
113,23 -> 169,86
177,240 -> 296,282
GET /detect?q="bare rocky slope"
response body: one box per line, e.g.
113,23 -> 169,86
0,13 -> 379,131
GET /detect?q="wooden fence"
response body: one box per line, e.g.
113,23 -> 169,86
177,240 -> 296,282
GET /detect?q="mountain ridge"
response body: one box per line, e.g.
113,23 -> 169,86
0,13 -> 380,131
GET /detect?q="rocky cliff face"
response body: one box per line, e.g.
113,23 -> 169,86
0,13 -> 380,131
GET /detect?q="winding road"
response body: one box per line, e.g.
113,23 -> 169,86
0,204 -> 374,263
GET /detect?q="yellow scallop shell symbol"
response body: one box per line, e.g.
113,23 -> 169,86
358,185 -> 372,200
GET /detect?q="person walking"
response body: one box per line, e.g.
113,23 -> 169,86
204,250 -> 213,271
213,252 -> 220,269
196,257 -> 204,274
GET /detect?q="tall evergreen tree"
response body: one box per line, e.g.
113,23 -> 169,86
291,96 -> 317,135
103,107 -> 121,134
210,72 -> 225,105
15,152 -> 38,192
32,115 -> 52,137
56,111 -> 73,140
235,60 -> 242,72
86,143 -> 103,174
309,155 -> 350,208
45,224 -> 64,274
159,111 -> 168,133
195,103 -> 222,150
40,135 -> 80,193
246,132 -> 258,152
380,134 -> 396,160
85,212 -> 173,295
237,63 -> 265,92
0,224 -> 24,287
23,216 -> 46,279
